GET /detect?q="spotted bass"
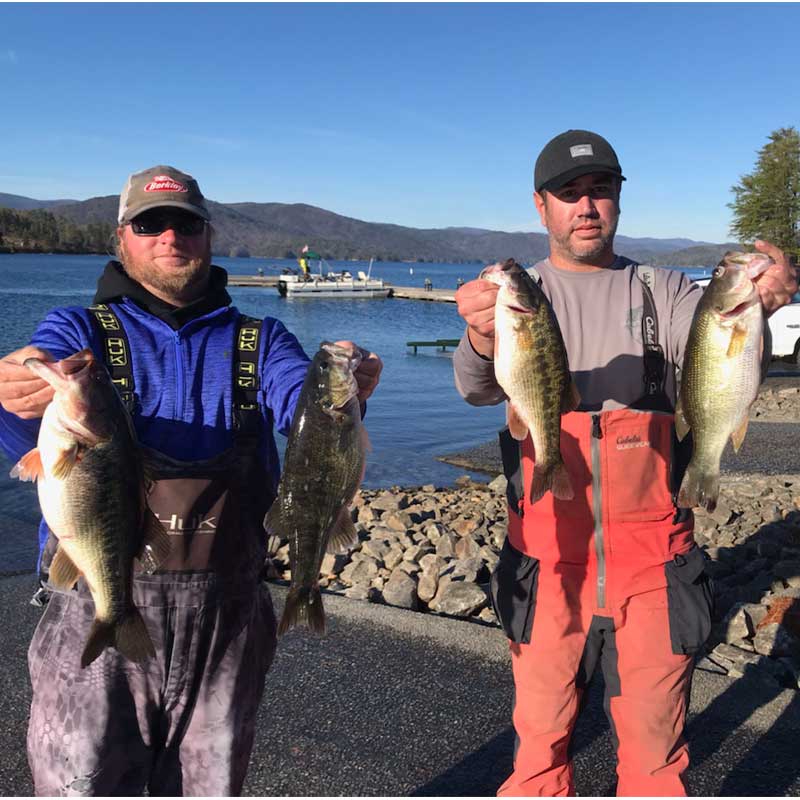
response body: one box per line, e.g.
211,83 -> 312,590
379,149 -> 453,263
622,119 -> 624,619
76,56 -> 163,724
676,251 -> 771,511
265,342 -> 368,634
481,259 -> 580,503
11,349 -> 170,667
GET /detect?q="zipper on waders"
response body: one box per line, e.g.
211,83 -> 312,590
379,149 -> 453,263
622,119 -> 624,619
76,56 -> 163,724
591,414 -> 606,609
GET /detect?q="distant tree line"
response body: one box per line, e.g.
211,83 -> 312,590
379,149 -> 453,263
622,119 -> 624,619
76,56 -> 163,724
0,207 -> 115,254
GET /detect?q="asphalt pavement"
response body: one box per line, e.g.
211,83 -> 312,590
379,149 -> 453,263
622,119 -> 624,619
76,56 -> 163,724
2,573 -> 800,797
3,377 -> 800,797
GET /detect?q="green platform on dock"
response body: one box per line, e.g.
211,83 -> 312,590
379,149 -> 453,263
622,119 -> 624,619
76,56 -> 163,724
406,338 -> 461,353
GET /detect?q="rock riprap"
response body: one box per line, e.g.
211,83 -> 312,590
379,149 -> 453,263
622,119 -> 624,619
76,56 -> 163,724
267,470 -> 800,689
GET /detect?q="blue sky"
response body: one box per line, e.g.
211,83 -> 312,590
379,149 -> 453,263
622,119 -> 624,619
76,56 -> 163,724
1,2 -> 798,243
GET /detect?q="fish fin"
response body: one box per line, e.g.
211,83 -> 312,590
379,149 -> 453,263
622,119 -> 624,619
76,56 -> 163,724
551,462 -> 574,501
81,608 -> 155,669
49,546 -> 81,590
327,508 -> 358,553
137,508 -> 171,574
529,464 -> 552,504
507,403 -> 528,441
678,464 -> 720,513
726,323 -> 748,358
140,451 -> 157,491
80,621 -> 116,668
674,398 -> 691,442
114,608 -> 155,665
561,381 -> 581,414
263,502 -> 284,537
357,426 -> 371,485
730,416 -> 749,453
277,585 -> 326,636
10,448 -> 43,482
51,444 -> 81,480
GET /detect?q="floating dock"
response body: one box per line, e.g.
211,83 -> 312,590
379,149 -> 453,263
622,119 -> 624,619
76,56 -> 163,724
406,338 -> 461,354
227,275 -> 456,303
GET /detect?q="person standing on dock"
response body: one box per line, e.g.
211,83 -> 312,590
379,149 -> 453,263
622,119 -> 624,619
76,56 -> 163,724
0,164 -> 383,796
453,130 -> 797,796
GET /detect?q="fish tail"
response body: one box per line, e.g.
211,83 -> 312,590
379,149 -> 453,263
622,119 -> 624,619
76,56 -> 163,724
551,461 -> 574,501
81,609 -> 155,669
115,608 -> 156,664
80,620 -> 116,668
278,585 -> 326,636
678,464 -> 720,512
529,464 -> 553,505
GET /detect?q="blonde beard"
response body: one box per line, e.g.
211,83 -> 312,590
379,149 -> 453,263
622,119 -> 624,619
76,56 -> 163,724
118,239 -> 211,305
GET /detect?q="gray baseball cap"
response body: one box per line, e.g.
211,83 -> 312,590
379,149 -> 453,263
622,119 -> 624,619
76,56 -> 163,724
118,165 -> 210,224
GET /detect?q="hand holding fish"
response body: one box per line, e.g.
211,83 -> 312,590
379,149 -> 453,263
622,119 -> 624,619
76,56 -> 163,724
334,340 -> 383,402
455,275 -> 500,358
750,239 -> 798,317
0,345 -> 56,419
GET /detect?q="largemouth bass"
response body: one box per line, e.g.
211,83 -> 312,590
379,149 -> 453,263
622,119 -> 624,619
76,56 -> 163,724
265,342 -> 368,634
676,251 -> 771,511
11,349 -> 170,667
481,259 -> 580,503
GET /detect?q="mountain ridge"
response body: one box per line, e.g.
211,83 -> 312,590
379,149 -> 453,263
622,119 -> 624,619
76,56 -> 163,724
0,192 -> 737,266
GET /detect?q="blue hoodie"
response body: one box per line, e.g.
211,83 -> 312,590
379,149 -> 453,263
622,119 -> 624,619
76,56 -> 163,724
0,262 -> 311,566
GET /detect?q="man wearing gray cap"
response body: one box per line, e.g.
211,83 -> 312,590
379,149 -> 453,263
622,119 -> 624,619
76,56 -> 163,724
0,165 -> 383,795
453,131 -> 797,795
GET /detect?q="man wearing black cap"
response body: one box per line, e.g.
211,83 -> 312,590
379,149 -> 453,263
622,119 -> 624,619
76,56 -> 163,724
453,131 -> 797,795
0,165 -> 383,795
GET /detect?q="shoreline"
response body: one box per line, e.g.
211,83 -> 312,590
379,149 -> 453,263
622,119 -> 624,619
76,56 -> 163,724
270,379 -> 800,690
437,376 -> 800,476
264,466 -> 800,691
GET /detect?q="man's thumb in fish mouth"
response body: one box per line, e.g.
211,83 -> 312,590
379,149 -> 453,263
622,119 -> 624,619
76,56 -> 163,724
4,345 -> 56,368
0,346 -> 58,419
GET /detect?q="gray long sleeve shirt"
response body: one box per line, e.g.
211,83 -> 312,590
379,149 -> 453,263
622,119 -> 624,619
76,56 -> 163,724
453,256 -> 703,412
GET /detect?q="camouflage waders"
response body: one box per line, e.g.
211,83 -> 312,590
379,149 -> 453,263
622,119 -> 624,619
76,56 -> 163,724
27,441 -> 277,796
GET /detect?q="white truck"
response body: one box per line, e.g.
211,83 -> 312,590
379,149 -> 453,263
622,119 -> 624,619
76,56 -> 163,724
694,277 -> 800,363
767,291 -> 800,363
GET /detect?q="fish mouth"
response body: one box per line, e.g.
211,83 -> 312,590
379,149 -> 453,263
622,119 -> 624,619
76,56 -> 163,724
717,287 -> 760,319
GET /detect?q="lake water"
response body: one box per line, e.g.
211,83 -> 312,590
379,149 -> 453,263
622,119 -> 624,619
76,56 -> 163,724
0,254 -> 712,489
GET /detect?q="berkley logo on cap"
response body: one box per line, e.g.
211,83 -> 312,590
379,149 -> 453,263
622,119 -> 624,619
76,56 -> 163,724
143,175 -> 188,193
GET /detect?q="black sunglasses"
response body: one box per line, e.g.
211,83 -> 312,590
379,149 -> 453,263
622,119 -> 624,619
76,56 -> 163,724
129,211 -> 207,237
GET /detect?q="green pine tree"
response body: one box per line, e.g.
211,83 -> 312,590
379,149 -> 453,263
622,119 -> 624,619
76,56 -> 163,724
729,127 -> 800,259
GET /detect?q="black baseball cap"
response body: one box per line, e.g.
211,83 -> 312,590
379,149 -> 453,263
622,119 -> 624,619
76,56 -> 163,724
534,130 -> 625,193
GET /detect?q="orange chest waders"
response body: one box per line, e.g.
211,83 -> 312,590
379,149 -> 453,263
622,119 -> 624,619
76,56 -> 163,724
491,408 -> 713,797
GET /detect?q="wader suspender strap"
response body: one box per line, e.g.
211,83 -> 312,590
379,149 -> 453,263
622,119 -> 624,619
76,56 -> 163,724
87,304 -> 136,411
233,315 -> 263,437
636,265 -> 667,400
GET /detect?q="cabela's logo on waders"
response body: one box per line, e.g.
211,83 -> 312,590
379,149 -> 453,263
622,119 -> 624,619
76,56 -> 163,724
616,434 -> 649,450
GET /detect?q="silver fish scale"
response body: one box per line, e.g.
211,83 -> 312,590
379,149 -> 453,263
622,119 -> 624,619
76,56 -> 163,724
681,303 -> 762,467
54,433 -> 145,619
